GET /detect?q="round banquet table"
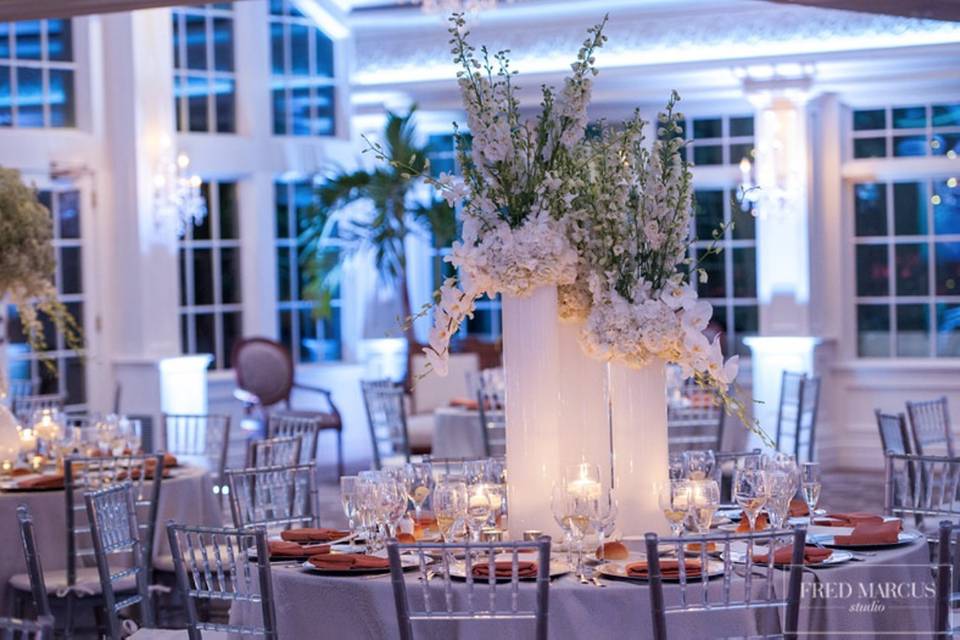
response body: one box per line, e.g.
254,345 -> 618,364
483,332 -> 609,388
431,408 -> 489,459
0,465 -> 222,614
231,537 -> 936,640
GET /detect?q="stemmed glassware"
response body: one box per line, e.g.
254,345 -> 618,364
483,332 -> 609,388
688,479 -> 720,533
592,488 -> 619,563
734,469 -> 767,531
355,471 -> 381,550
433,480 -> 468,542
682,450 -> 716,481
668,453 -> 685,481
340,475 -> 358,532
763,471 -> 794,528
659,480 -> 690,537
801,462 -> 822,515
401,462 -> 433,524
465,484 -> 492,541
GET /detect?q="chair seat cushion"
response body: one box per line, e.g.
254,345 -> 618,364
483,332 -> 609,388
131,628 -> 227,640
405,413 -> 434,452
9,566 -> 136,597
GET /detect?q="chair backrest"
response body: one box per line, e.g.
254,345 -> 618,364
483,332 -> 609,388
166,524 -> 278,640
226,464 -> 320,533
161,414 -> 231,496
266,414 -> 319,464
668,377 -> 726,452
906,397 -> 953,456
386,537 -> 551,640
936,520 -> 960,636
476,386 -> 505,458
875,410 -> 912,455
796,375 -> 821,462
64,455 -> 163,585
645,527 -> 806,640
360,379 -> 410,470
233,337 -> 295,409
16,506 -> 50,618
84,483 -> 154,640
11,395 -> 64,423
0,616 -> 54,640
247,435 -> 303,468
775,371 -> 805,452
712,449 -> 763,504
884,452 -> 960,527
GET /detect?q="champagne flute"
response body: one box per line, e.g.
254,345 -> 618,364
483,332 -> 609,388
402,462 -> 433,524
340,475 -> 359,531
659,480 -> 690,537
689,479 -> 720,533
801,462 -> 822,515
433,480 -> 467,542
734,469 -> 767,531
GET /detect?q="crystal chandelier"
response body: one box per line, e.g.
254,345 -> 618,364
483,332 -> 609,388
153,152 -> 206,236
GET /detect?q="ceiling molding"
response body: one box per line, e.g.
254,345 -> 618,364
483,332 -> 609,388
763,0 -> 960,22
0,0 -> 240,20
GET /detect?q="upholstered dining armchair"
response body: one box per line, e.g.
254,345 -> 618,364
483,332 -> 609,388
232,336 -> 344,475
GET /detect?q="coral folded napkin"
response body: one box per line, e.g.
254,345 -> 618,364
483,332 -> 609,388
267,540 -> 330,558
833,520 -> 901,546
281,528 -> 350,543
307,553 -> 389,571
813,512 -> 886,527
626,559 -> 702,579
16,474 -> 64,490
449,397 -> 480,410
737,512 -> 769,533
789,499 -> 809,518
472,561 -> 538,579
753,545 -> 833,566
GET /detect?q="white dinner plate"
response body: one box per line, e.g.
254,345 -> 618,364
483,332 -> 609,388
724,547 -> 854,568
300,554 -> 422,576
597,559 -> 724,582
446,555 -> 570,582
810,530 -> 922,549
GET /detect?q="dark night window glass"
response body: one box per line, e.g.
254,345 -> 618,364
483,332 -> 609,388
194,313 -> 215,364
733,305 -> 758,357
933,180 -> 960,236
854,183 -> 887,237
893,135 -> 927,157
699,250 -> 725,298
937,303 -> 960,356
58,190 -> 80,239
857,304 -> 890,357
692,118 -> 721,139
732,248 -> 756,298
693,144 -> 722,166
15,21 -> 41,60
192,248 -> 214,306
729,116 -> 753,137
933,104 -> 960,128
893,182 -> 926,236
311,86 -> 335,136
0,24 -> 9,59
185,14 -> 207,70
936,242 -> 960,296
853,137 -> 885,159
277,247 -> 292,301
0,65 -> 11,127
270,23 -> 285,74
892,106 -> 926,129
214,77 -> 235,133
731,200 -> 756,240
60,247 -> 82,294
729,143 -> 753,165
16,67 -> 42,127
187,75 -> 208,132
222,312 -> 241,368
220,247 -> 241,304
931,133 -> 960,157
896,304 -> 929,357
290,24 -> 309,76
694,189 -> 723,240
272,88 -> 287,135
212,17 -> 233,72
856,244 -> 889,296
291,86 -> 310,135
853,109 -> 885,131
48,69 -> 75,127
894,244 -> 928,296
46,19 -> 72,61
315,29 -> 334,77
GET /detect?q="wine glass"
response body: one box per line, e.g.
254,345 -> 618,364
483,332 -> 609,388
592,487 -> 619,563
801,462 -> 822,515
402,462 -> 433,524
659,480 -> 690,537
763,471 -> 794,529
340,476 -> 358,531
734,469 -> 767,531
465,484 -> 492,541
669,453 -> 685,481
433,480 -> 468,543
765,452 -> 800,497
683,450 -> 716,481
551,484 -> 575,563
689,479 -> 720,533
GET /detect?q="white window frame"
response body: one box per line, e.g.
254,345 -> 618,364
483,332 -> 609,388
172,3 -> 236,134
850,103 -> 960,160
0,18 -> 76,128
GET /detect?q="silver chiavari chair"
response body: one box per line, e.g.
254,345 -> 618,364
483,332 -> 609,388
14,506 -> 50,620
11,394 -> 65,423
246,435 -> 303,469
476,386 -> 506,458
361,380 -> 412,469
667,378 -> 726,452
386,537 -> 552,640
775,372 -> 821,463
644,527 -> 806,640
936,520 -> 960,636
266,414 -> 320,465
0,615 -> 54,640
906,397 -> 954,456
161,413 -> 231,505
166,523 -> 278,640
226,464 -> 321,533
875,410 -> 913,455
84,483 -> 156,640
884,452 -> 960,535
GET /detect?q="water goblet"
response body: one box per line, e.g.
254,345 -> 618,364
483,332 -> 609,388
659,480 -> 691,537
433,480 -> 468,543
734,469 -> 767,531
402,462 -> 433,524
683,450 -> 716,481
465,484 -> 492,541
763,471 -> 794,529
592,488 -> 619,563
689,479 -> 720,533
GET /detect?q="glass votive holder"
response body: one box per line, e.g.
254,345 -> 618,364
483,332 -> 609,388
480,528 -> 504,543
522,530 -> 543,541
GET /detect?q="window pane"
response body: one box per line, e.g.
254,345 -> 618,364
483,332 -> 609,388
291,86 -> 310,135
936,242 -> 960,295
311,86 -> 335,136
733,305 -> 758,357
315,29 -> 334,78
892,106 -> 925,129
298,307 -> 319,362
64,356 -> 85,405
729,116 -> 753,137
270,22 -> 285,75
853,137 -> 885,159
275,183 -> 290,237
185,14 -> 207,70
220,247 -> 241,304
694,189 -> 723,240
294,182 -> 313,231
218,182 -> 238,239
0,24 -> 9,59
893,182 -> 926,236
47,19 -> 72,61
172,14 -> 181,69
729,143 -> 753,165
933,104 -> 960,128
194,313 -> 215,363
279,310 -> 293,354
193,183 -> 213,240
855,244 -> 889,296
732,248 -> 756,298
272,88 -> 287,135
290,24 -> 309,75
214,77 -> 235,133
893,135 -> 927,157
731,199 -> 755,240
212,17 -> 233,71
936,303 -> 960,356
60,246 -> 82,294
894,244 -> 928,296
931,133 -> 960,157
692,118 -> 721,139
38,359 -> 58,394
179,249 -> 188,307
853,109 -> 885,131
270,0 -> 285,15
58,190 -> 80,239
0,65 -> 11,127
15,21 -> 41,60
933,179 -> 960,236
467,308 -> 493,337
16,67 -> 43,128
854,182 -> 887,237
693,144 -> 722,166
857,304 -> 890,357
699,250 -> 725,298
896,304 -> 929,357
222,311 -> 241,368
277,247 -> 292,301
187,75 -> 209,132
48,69 -> 75,127
192,248 -> 214,305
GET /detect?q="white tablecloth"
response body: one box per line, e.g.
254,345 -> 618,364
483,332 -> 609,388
0,465 -> 222,612
431,408 -> 489,459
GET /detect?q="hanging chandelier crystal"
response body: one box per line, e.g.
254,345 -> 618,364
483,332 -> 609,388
153,152 -> 206,236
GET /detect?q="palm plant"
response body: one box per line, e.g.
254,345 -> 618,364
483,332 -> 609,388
299,107 -> 457,356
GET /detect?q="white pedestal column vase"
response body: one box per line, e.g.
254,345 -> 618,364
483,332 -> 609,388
608,359 -> 670,536
502,286 -> 562,539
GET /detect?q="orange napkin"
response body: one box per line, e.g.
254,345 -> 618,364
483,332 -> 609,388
626,559 -> 702,579
813,512 -> 885,527
789,499 -> 809,518
146,453 -> 178,469
449,397 -> 480,410
308,553 -> 389,571
834,520 -> 901,546
753,545 -> 833,566
268,540 -> 330,558
281,528 -> 350,543
16,474 -> 64,490
737,512 -> 769,533
9,467 -> 32,477
686,542 -> 717,554
472,561 -> 538,579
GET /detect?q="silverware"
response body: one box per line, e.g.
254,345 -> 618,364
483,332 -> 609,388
590,573 -> 606,588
